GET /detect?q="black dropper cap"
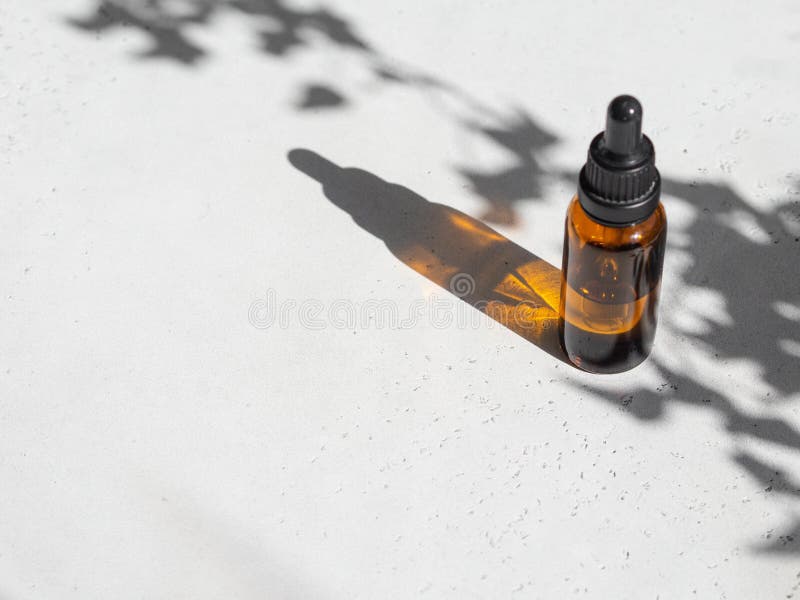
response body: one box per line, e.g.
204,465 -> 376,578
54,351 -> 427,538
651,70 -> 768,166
578,95 -> 660,226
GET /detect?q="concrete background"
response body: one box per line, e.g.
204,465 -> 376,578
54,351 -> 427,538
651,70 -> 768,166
1,1 -> 799,598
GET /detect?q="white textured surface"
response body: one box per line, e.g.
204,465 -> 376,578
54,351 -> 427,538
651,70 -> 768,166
2,1 -> 800,598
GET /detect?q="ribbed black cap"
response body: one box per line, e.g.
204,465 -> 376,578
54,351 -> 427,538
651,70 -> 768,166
578,95 -> 660,226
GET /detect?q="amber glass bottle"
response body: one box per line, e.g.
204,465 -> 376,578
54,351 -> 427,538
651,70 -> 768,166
559,95 -> 667,373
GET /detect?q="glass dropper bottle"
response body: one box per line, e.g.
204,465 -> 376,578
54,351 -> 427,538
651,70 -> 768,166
559,95 -> 667,373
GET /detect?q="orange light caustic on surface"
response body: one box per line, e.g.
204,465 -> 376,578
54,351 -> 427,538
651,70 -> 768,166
397,208 -> 562,356
445,212 -> 507,245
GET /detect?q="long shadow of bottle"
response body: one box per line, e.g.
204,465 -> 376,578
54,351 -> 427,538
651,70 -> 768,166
288,148 -> 566,362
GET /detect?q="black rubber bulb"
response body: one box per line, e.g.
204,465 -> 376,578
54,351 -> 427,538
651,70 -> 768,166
604,95 -> 643,155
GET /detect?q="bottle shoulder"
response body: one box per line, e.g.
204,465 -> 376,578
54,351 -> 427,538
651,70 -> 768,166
566,196 -> 666,248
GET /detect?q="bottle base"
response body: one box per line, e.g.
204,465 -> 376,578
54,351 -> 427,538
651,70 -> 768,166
558,318 -> 653,374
